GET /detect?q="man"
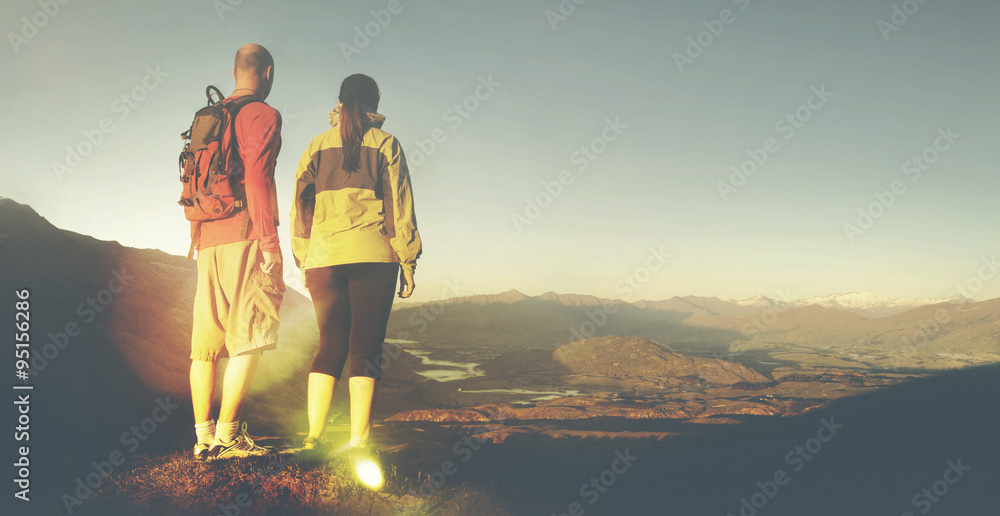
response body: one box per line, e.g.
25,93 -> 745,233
189,43 -> 283,461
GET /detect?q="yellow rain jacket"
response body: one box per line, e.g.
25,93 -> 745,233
291,105 -> 421,274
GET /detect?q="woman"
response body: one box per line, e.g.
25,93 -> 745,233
290,74 -> 422,463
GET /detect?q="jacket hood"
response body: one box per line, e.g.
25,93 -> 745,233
328,103 -> 386,130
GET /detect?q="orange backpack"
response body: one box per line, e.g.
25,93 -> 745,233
177,86 -> 260,259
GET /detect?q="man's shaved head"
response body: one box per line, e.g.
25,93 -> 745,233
232,43 -> 275,100
235,43 -> 273,77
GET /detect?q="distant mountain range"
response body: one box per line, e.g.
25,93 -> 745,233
403,289 -> 966,319
778,291 -> 965,317
3,198 -> 998,515
3,195 -> 996,382
389,287 -> 999,370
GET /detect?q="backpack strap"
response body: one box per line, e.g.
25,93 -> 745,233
222,95 -> 264,211
240,210 -> 251,240
227,95 -> 265,242
187,221 -> 202,261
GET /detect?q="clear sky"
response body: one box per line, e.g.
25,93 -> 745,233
2,0 -> 998,303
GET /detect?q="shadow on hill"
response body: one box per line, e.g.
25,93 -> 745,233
0,199 -> 322,514
2,199 -> 996,514
0,198 -> 441,515
435,363 -> 1000,515
385,294 -> 740,352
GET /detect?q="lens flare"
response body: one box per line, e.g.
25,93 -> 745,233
354,457 -> 384,490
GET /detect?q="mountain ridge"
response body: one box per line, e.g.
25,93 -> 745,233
0,197 -> 963,319
395,287 -> 973,319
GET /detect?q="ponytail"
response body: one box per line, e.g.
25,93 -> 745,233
337,74 -> 380,173
340,96 -> 364,172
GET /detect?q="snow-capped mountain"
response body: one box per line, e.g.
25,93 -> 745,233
396,288 -> 967,320
732,294 -> 790,309
788,291 -> 965,318
723,291 -> 965,318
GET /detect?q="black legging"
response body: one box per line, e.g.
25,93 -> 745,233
304,262 -> 397,380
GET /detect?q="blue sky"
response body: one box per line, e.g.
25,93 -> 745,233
2,0 -> 998,302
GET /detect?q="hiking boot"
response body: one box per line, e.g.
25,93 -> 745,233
298,435 -> 332,463
336,438 -> 374,455
193,443 -> 211,462
208,423 -> 273,460
301,435 -> 324,450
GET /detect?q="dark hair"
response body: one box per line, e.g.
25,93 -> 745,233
339,74 -> 381,172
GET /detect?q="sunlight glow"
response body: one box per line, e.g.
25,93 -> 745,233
354,458 -> 384,490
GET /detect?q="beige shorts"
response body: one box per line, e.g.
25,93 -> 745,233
190,240 -> 285,361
